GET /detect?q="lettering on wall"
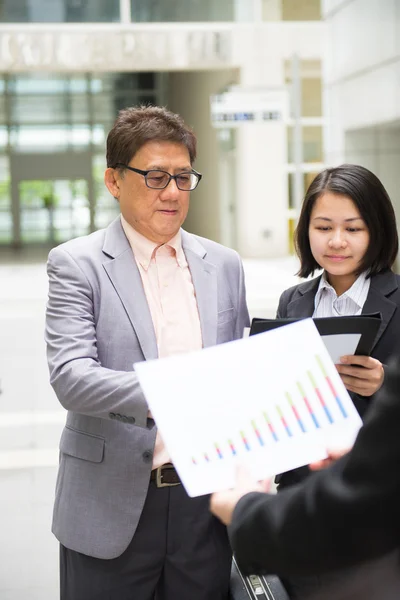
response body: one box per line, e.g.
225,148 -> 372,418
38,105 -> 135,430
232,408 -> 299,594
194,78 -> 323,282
0,29 -> 232,71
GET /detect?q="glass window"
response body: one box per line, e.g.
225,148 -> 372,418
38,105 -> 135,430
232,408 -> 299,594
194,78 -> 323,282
301,78 -> 322,118
93,154 -> 120,229
9,125 -> 69,152
130,0 -> 234,22
9,124 -> 95,152
19,179 -> 90,243
0,127 -> 8,149
0,155 -> 11,244
287,126 -> 323,163
2,71 -> 161,245
0,0 -> 120,23
8,75 -> 68,95
282,0 -> 321,21
11,95 -> 69,125
91,95 -> 117,122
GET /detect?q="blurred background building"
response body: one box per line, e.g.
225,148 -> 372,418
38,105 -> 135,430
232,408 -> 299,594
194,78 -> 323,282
324,0 -> 400,226
0,0 -> 324,258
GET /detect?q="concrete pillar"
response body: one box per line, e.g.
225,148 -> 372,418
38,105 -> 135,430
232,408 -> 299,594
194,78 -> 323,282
168,69 -> 239,243
234,28 -> 288,258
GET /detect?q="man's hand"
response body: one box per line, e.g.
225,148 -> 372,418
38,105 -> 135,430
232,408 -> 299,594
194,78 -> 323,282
210,464 -> 270,526
336,355 -> 384,396
309,447 -> 351,471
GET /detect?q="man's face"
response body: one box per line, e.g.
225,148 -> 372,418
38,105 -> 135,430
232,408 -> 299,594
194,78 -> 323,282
105,140 -> 192,244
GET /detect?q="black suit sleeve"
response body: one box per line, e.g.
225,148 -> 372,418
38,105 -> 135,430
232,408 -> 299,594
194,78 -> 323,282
229,358 -> 400,576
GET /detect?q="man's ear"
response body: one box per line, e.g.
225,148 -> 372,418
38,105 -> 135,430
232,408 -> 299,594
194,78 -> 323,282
104,167 -> 120,200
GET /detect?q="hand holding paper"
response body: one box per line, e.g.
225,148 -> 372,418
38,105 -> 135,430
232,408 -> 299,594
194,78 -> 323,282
336,354 -> 384,396
209,464 -> 271,526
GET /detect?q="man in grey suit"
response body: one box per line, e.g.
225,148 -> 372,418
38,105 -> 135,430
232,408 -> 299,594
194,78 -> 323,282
45,105 -> 249,600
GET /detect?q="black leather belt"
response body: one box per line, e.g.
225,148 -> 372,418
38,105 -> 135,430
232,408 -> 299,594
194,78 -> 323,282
150,463 -> 181,487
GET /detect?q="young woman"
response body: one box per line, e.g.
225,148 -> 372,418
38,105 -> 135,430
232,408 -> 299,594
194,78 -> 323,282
276,163 -> 400,599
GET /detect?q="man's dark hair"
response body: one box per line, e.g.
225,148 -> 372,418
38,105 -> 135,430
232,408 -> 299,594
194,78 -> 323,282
295,163 -> 399,278
106,105 -> 197,169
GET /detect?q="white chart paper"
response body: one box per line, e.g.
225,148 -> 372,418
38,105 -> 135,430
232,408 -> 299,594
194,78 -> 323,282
135,319 -> 362,497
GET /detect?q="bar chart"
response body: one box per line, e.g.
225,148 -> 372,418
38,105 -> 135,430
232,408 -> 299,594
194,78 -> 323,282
135,319 -> 363,496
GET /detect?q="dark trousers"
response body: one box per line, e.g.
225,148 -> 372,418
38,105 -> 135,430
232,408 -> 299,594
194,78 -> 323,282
60,480 -> 232,600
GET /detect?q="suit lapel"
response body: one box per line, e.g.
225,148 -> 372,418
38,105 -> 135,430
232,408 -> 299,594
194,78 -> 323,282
286,276 -> 321,318
362,271 -> 398,352
102,217 -> 158,361
182,230 -> 217,348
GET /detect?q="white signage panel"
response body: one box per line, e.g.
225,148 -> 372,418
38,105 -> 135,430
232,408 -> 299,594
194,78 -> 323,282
210,87 -> 289,127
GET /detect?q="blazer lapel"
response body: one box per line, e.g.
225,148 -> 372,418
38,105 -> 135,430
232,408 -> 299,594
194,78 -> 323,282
362,271 -> 398,352
102,217 -> 158,361
286,276 -> 321,318
182,230 -> 217,348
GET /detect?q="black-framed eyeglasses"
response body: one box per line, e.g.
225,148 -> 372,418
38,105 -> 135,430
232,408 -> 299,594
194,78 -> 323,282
114,163 -> 202,191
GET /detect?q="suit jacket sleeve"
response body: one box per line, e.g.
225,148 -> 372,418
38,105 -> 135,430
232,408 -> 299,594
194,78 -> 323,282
229,358 -> 400,576
45,246 -> 149,427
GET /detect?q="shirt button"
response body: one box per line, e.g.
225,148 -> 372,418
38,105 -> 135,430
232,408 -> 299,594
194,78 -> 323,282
142,450 -> 153,463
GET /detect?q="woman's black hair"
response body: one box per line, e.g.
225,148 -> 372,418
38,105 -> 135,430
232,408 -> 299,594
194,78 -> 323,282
295,164 -> 399,278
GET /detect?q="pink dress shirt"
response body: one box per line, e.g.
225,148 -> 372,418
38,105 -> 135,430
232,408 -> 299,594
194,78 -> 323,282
121,216 -> 203,469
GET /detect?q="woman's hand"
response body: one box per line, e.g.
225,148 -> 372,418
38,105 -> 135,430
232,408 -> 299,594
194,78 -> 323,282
210,464 -> 271,526
336,355 -> 384,396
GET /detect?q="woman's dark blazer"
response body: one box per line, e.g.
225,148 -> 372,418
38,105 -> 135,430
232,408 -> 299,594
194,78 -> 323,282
276,269 -> 400,488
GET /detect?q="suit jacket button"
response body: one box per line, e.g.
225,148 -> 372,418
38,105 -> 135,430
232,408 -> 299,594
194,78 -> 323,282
121,415 -> 128,423
109,412 -> 116,419
127,416 -> 135,424
142,450 -> 153,463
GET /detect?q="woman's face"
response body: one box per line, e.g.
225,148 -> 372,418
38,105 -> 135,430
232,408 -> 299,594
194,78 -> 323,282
308,192 -> 370,293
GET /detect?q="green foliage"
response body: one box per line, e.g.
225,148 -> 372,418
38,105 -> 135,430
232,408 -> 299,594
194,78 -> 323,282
0,178 -> 10,207
19,180 -> 59,208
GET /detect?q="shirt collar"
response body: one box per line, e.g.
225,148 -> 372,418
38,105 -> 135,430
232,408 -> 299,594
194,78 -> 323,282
120,215 -> 186,271
316,271 -> 369,308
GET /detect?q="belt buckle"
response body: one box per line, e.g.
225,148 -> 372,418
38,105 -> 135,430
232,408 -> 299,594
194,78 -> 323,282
155,465 -> 180,488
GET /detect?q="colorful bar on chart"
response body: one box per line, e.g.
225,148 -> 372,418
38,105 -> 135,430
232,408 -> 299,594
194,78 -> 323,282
285,391 -> 306,433
214,443 -> 223,459
297,381 -> 320,429
204,452 -> 210,463
308,370 -> 334,424
240,430 -> 251,451
251,419 -> 265,446
316,355 -> 348,418
263,410 -> 279,442
192,457 -> 197,466
228,439 -> 237,456
276,404 -> 292,437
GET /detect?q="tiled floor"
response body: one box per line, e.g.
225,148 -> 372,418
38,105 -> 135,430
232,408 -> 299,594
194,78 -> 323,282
0,253 -> 300,599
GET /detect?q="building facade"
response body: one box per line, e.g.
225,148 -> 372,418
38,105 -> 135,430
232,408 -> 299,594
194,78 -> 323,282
323,0 -> 400,228
0,0 -> 324,257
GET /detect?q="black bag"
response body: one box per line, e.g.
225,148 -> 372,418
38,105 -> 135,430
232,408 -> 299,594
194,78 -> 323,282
230,557 -> 290,600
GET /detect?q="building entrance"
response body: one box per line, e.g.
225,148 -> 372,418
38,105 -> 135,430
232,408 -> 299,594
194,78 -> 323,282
9,151 -> 94,247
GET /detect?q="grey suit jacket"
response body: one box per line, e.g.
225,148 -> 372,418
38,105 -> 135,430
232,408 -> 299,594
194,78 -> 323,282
45,216 -> 250,559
